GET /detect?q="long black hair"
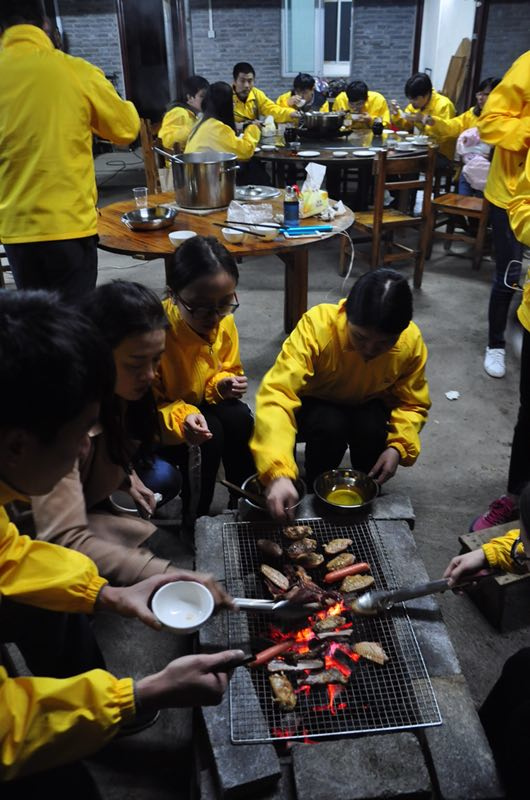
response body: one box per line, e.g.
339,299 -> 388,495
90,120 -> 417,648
188,81 -> 236,142
473,76 -> 500,116
345,269 -> 413,335
166,235 -> 239,295
79,281 -> 168,469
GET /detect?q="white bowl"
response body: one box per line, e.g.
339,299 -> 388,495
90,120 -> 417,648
151,581 -> 214,634
221,227 -> 245,244
333,150 -> 348,158
249,223 -> 281,241
168,230 -> 197,245
395,142 -> 414,151
396,130 -> 410,138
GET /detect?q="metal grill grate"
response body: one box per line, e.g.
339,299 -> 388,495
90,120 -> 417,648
224,516 -> 441,743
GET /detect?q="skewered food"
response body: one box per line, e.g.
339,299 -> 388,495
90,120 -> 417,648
313,614 -> 346,632
296,552 -> 324,568
283,524 -> 313,540
353,642 -> 389,665
287,538 -> 317,560
324,538 -> 353,555
260,564 -> 289,591
249,641 -> 294,667
326,553 -> 355,571
300,668 -> 349,685
269,672 -> 297,710
341,574 -> 375,593
257,539 -> 283,559
267,659 -> 324,672
324,562 -> 371,584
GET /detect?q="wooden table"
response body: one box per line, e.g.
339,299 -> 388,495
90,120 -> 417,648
97,192 -> 353,334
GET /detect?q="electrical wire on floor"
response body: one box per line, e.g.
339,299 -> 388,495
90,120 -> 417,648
95,148 -> 145,189
323,230 -> 356,303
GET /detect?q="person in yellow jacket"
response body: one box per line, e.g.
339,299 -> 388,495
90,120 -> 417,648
444,481 -> 530,798
0,291 -> 241,791
153,236 -> 255,519
425,76 -> 500,194
250,269 -> 431,521
277,72 -> 329,112
473,51 -> 530,382
390,72 -> 455,161
232,61 -> 299,125
0,1 -> 140,301
185,81 -> 261,162
159,74 -> 209,150
332,80 -> 389,128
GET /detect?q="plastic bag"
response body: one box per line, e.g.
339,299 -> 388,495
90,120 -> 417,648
227,200 -> 274,224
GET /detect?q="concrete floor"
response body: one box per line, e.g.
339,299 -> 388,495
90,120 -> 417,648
54,151 -> 530,797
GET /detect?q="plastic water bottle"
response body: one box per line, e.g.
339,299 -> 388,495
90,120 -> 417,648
283,185 -> 299,226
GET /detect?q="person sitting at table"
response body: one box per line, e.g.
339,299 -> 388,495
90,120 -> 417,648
232,61 -> 299,126
250,269 -> 431,521
332,80 -> 389,128
159,74 -> 209,151
390,72 -> 455,162
185,81 -> 261,161
277,72 -> 329,112
153,236 -> 255,522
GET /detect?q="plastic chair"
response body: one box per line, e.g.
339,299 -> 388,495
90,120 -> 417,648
339,147 -> 436,288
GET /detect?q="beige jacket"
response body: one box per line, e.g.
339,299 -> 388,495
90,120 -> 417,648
32,431 -> 173,585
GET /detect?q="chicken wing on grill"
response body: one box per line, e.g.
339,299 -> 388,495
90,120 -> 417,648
269,672 -> 297,710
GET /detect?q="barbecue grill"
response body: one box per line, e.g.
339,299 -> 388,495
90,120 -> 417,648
223,516 -> 441,744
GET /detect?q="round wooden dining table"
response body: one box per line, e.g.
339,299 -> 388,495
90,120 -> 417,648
97,191 -> 354,333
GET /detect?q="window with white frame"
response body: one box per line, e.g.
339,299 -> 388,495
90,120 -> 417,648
281,0 -> 353,79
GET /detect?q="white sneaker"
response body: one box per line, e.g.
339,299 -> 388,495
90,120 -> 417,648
484,347 -> 506,378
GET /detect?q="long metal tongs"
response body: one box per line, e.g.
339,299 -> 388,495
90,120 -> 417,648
355,571 -> 492,614
233,597 -> 320,618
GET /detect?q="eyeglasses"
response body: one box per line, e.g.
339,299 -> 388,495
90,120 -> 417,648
510,536 -> 530,568
176,292 -> 239,320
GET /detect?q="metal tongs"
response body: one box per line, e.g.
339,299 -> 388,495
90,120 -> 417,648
233,597 -> 320,619
355,572 -> 491,614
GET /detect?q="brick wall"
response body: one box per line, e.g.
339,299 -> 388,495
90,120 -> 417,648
481,1 -> 530,81
57,0 -> 125,96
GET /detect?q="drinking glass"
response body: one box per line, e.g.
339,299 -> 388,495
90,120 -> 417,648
133,186 -> 148,208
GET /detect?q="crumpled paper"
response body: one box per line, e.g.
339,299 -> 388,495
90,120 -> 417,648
445,390 -> 460,401
320,200 -> 347,221
261,115 -> 276,137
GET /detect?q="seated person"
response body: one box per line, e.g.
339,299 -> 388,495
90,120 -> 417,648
424,77 -> 500,195
444,481 -> 530,798
153,236 -> 255,520
390,72 -> 456,162
159,74 -> 209,150
232,61 -> 298,125
185,81 -> 260,162
250,269 -> 431,520
0,290 -> 239,788
277,72 -> 329,112
31,281 -> 189,586
332,80 -> 389,128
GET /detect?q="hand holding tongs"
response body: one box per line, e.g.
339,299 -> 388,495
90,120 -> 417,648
354,570 -> 492,614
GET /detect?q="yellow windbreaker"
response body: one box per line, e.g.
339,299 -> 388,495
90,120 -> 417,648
0,483 -> 135,780
509,148 -> 530,248
154,299 -> 245,445
233,87 -> 294,124
276,91 -> 329,113
185,117 -> 260,161
251,301 -> 431,484
332,90 -> 390,126
0,25 -> 139,244
159,105 -> 197,149
479,50 -> 530,210
427,106 -> 480,141
482,528 -> 522,573
391,90 -> 456,159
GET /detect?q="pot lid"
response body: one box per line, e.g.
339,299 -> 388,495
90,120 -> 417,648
235,185 -> 282,201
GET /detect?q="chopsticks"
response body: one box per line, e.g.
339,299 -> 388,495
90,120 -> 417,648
223,220 -> 280,229
212,222 -> 268,238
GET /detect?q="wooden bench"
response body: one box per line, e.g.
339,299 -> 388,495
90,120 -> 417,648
458,521 -> 530,631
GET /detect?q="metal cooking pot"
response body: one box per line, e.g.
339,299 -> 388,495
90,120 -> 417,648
299,111 -> 345,136
154,147 -> 239,209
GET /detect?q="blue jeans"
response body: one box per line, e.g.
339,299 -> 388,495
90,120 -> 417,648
457,173 -> 483,198
135,455 -> 182,507
488,203 -> 523,348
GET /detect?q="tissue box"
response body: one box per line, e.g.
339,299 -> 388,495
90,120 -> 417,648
299,189 -> 329,219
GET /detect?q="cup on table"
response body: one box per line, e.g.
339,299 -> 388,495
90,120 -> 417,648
133,186 -> 148,208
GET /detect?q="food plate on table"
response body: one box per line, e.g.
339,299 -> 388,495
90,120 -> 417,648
261,144 -> 276,151
351,149 -> 376,157
298,150 -> 321,157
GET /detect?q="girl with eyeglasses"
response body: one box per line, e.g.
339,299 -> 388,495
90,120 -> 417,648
153,235 -> 255,520
444,481 -> 530,796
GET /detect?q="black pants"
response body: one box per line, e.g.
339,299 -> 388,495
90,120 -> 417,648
296,397 -> 389,490
488,203 -> 523,349
5,235 -> 98,303
507,327 -> 530,495
479,648 -> 530,798
160,399 -> 255,516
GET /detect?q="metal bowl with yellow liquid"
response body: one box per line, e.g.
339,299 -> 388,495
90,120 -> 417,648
313,468 -> 378,512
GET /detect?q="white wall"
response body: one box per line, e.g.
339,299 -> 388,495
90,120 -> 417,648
419,0 -> 475,90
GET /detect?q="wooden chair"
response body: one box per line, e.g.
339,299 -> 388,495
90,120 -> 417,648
427,193 -> 490,271
139,118 -> 162,194
340,147 -> 436,289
